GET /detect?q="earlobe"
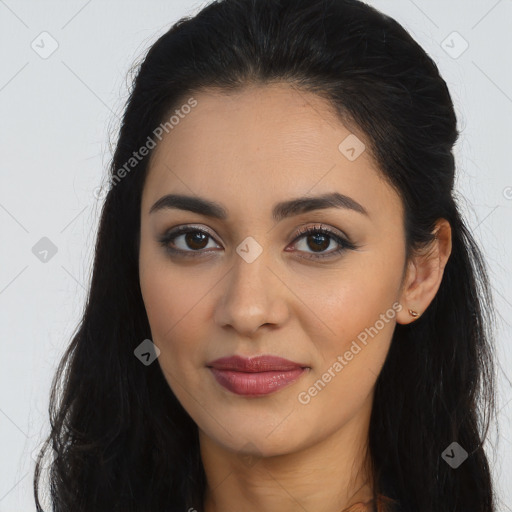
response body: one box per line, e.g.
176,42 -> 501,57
396,219 -> 452,325
396,305 -> 422,325
395,258 -> 419,325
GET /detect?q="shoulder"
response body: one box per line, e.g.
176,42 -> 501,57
342,494 -> 399,512
375,494 -> 400,512
342,502 -> 373,512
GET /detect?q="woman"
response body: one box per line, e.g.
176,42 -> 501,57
33,0 -> 497,511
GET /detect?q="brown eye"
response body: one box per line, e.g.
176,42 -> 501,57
303,232 -> 331,252
158,223 -> 357,261
291,224 -> 356,260
182,231 -> 209,250
159,226 -> 220,257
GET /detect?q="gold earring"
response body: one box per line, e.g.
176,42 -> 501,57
408,309 -> 419,317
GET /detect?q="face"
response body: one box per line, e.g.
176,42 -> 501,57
139,83 -> 408,458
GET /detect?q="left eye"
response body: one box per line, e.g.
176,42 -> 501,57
159,224 -> 356,260
289,225 -> 356,259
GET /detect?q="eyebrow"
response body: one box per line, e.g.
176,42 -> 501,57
149,192 -> 369,221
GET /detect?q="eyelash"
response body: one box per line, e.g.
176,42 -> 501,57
158,224 -> 357,261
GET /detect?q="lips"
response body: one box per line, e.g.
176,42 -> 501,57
206,354 -> 309,396
207,354 -> 308,372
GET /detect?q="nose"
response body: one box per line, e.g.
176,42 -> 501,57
213,247 -> 290,337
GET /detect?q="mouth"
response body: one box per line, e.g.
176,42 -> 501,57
206,354 -> 310,397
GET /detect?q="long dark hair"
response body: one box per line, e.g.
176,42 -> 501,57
33,0 -> 498,510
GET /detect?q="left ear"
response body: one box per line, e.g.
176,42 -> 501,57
396,218 -> 452,325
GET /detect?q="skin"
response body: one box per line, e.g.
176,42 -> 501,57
138,83 -> 452,512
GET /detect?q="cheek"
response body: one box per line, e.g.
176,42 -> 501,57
303,258 -> 400,347
139,243 -> 208,344
138,259 -> 216,387
139,269 -> 179,342
295,255 -> 402,402
322,281 -> 397,347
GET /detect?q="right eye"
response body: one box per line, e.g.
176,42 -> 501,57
158,226 -> 221,257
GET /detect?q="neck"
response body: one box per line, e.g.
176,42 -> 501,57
200,401 -> 374,512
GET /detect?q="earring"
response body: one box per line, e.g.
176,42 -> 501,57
408,309 -> 419,317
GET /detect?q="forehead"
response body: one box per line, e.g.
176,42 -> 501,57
149,83 -> 360,167
142,83 -> 402,223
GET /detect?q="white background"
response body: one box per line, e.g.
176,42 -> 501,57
0,0 -> 511,510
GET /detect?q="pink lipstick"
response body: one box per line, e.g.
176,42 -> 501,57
207,354 -> 309,396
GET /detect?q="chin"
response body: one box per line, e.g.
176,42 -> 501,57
203,421 -> 307,458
